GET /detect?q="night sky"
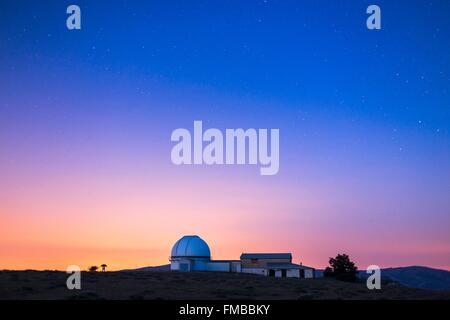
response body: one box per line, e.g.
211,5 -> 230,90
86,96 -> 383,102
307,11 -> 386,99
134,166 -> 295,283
0,0 -> 449,270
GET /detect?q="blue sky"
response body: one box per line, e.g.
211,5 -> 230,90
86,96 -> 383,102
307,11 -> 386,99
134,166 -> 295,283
0,1 -> 449,269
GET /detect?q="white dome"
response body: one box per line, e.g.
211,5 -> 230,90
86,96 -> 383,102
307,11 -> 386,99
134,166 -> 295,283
171,235 -> 211,258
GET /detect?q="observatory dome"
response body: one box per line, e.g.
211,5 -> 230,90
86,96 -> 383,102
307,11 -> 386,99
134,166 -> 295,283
171,235 -> 211,258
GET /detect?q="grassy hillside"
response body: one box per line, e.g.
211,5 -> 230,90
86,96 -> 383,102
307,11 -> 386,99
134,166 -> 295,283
1,270 -> 449,300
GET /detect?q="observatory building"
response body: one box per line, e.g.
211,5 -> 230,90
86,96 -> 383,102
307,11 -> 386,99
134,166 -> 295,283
170,235 -> 315,278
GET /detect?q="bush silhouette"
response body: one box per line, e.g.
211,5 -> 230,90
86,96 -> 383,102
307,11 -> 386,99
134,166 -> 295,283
88,266 -> 98,272
324,254 -> 358,282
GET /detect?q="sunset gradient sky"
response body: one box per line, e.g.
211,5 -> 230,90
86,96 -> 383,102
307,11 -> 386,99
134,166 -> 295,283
1,1 -> 449,271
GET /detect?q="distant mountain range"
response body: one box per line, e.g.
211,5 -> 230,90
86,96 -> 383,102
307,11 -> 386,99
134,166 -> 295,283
319,266 -> 450,291
121,264 -> 171,272
122,264 -> 450,291
366,266 -> 450,291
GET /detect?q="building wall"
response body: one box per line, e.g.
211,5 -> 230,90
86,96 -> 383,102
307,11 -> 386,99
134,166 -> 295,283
192,259 -> 208,271
272,269 -> 300,278
287,269 -> 300,278
172,259 -> 242,273
241,267 -> 267,276
170,260 -> 179,271
241,258 -> 291,268
230,261 -> 241,273
206,262 -> 230,272
304,269 -> 314,278
171,258 -> 211,271
171,259 -> 193,271
170,256 -> 314,278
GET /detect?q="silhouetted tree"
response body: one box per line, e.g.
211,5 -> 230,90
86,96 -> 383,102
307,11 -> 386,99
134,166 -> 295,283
324,254 -> 358,282
323,266 -> 334,277
89,265 -> 98,272
101,264 -> 107,272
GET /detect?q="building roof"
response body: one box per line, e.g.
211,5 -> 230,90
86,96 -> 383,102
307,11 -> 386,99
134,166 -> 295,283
171,235 -> 211,258
240,253 -> 292,259
266,263 -> 314,270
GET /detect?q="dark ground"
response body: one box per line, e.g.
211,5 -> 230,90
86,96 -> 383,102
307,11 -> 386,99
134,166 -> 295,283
1,270 -> 450,300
